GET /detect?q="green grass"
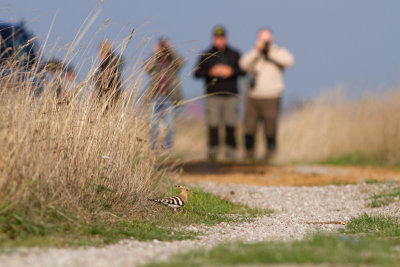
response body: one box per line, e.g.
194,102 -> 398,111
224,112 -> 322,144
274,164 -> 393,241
320,153 -> 392,167
369,183 -> 400,208
145,214 -> 400,267
343,213 -> 400,237
0,187 -> 268,249
146,236 -> 400,267
148,187 -> 271,227
330,181 -> 358,186
365,179 -> 380,184
0,208 -> 196,250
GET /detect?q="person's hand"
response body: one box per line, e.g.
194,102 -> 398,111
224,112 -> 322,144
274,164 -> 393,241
219,65 -> 234,78
209,64 -> 234,78
208,64 -> 223,77
256,39 -> 265,52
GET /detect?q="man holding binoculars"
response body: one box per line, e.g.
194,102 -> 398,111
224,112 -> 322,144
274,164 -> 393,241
240,28 -> 294,160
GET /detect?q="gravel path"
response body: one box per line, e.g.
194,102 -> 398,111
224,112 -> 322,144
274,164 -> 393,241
1,183 -> 399,267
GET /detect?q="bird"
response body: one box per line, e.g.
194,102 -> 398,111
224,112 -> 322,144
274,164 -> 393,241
148,185 -> 192,211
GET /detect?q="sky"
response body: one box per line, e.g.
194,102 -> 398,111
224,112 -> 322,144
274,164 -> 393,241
2,0 -> 400,107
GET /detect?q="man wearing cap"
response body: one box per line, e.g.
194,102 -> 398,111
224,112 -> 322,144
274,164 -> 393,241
194,26 -> 244,161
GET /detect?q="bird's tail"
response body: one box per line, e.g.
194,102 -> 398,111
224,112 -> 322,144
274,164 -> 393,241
148,198 -> 161,203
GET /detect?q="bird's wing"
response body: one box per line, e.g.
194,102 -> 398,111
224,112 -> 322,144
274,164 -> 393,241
150,196 -> 185,207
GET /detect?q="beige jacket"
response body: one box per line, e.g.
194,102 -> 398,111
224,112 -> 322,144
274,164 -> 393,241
239,46 -> 294,98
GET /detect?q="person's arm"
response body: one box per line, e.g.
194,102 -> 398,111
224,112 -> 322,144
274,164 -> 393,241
239,49 -> 261,73
194,54 -> 210,78
268,46 -> 294,68
232,51 -> 245,77
169,48 -> 185,71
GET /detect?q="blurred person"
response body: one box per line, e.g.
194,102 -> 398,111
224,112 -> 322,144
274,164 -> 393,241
0,21 -> 44,95
239,28 -> 294,160
93,40 -> 124,107
146,37 -> 184,150
44,58 -> 77,102
194,26 -> 244,161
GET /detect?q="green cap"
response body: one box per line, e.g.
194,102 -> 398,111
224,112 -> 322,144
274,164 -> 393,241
213,26 -> 226,37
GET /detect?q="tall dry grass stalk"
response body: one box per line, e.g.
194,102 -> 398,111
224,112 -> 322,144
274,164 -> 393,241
276,88 -> 400,164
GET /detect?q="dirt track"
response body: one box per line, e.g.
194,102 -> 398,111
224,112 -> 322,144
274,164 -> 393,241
176,162 -> 400,186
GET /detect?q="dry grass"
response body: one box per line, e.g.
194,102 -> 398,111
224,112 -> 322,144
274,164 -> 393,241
276,88 -> 400,164
0,52 -> 169,232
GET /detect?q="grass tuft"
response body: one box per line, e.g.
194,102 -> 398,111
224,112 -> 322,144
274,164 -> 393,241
343,213 -> 400,237
369,183 -> 400,208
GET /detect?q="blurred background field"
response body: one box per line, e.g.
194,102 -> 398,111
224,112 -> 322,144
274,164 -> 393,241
174,87 -> 400,166
276,88 -> 400,165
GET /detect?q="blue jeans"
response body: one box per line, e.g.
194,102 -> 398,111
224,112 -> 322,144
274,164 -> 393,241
150,97 -> 176,150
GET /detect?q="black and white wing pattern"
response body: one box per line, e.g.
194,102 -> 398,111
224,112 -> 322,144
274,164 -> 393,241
149,196 -> 185,209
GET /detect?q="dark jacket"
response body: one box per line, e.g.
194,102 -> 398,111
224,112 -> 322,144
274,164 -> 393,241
194,45 -> 244,95
146,48 -> 184,103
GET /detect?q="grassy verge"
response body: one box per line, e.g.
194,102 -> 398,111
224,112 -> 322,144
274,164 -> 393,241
368,182 -> 400,208
0,211 -> 195,249
146,214 -> 400,267
0,187 -> 268,249
320,153 -> 390,167
146,236 -> 399,267
148,187 -> 271,227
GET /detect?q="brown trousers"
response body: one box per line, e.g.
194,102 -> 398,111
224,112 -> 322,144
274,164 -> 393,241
244,97 -> 281,137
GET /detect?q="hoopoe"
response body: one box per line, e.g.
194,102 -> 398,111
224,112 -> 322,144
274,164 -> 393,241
148,185 -> 192,211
